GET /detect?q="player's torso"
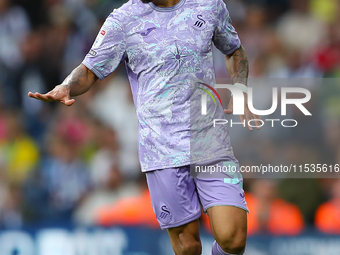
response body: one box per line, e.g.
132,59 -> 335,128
119,0 -> 217,86
114,0 -> 232,171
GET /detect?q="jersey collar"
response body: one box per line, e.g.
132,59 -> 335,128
149,0 -> 186,12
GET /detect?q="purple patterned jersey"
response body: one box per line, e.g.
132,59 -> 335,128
83,0 -> 241,172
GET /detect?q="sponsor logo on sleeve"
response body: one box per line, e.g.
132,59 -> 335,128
88,49 -> 97,57
93,29 -> 107,48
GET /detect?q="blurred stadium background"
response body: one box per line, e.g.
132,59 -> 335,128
0,0 -> 339,254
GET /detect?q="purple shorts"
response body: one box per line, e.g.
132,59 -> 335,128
145,156 -> 248,230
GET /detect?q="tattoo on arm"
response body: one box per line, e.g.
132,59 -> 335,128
226,46 -> 249,85
64,65 -> 86,87
63,64 -> 98,96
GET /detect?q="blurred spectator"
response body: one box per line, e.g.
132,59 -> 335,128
0,164 -> 22,229
0,0 -> 30,107
39,106 -> 91,221
56,2 -> 99,78
239,5 -> 268,64
278,178 -> 324,226
249,29 -> 286,77
270,49 -> 322,78
74,122 -> 140,225
310,0 -> 339,23
14,29 -> 55,143
245,180 -> 304,236
315,179 -> 340,234
74,164 -> 140,225
87,0 -> 126,21
0,96 -> 7,142
43,3 -> 77,80
315,22 -> 340,76
0,0 -> 30,69
261,29 -> 286,75
15,0 -> 46,27
89,122 -> 119,187
277,0 -> 326,54
41,2 -> 97,82
95,174 -> 159,229
0,184 -> 23,229
90,72 -> 139,179
263,0 -> 290,23
0,111 -> 40,185
225,0 -> 246,24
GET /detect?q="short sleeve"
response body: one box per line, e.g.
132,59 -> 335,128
213,0 -> 241,55
82,11 -> 126,80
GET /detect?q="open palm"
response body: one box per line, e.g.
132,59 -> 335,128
28,85 -> 75,106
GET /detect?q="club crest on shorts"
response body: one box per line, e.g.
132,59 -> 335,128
193,15 -> 206,30
159,205 -> 172,224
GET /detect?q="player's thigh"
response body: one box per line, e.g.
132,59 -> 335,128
194,157 -> 248,215
207,205 -> 247,252
194,156 -> 248,252
167,219 -> 202,255
146,166 -> 202,255
145,166 -> 201,230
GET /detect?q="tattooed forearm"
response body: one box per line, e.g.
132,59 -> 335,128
225,46 -> 249,85
62,64 -> 98,97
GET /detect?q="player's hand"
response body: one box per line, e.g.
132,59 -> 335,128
28,85 -> 75,106
224,93 -> 262,131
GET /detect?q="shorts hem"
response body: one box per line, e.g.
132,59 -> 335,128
159,210 -> 202,230
204,204 -> 249,214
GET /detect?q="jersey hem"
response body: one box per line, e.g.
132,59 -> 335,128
141,151 -> 232,172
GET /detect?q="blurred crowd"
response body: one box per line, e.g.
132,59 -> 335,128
0,0 -> 339,236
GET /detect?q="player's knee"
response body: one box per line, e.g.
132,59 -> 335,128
181,240 -> 202,255
217,232 -> 246,254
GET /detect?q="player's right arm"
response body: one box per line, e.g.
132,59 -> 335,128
28,64 -> 98,106
28,9 -> 126,107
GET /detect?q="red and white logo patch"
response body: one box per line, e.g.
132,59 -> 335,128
92,29 -> 107,48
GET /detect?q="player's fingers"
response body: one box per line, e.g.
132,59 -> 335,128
63,99 -> 75,107
245,112 -> 253,131
34,92 -> 48,100
252,114 -> 262,130
46,93 -> 64,102
224,98 -> 233,115
59,92 -> 75,106
33,92 -> 53,102
45,93 -> 56,99
28,92 -> 39,100
224,108 -> 233,115
239,114 -> 246,128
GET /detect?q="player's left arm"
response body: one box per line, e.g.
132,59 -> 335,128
225,46 -> 248,85
212,0 -> 261,130
224,46 -> 262,131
